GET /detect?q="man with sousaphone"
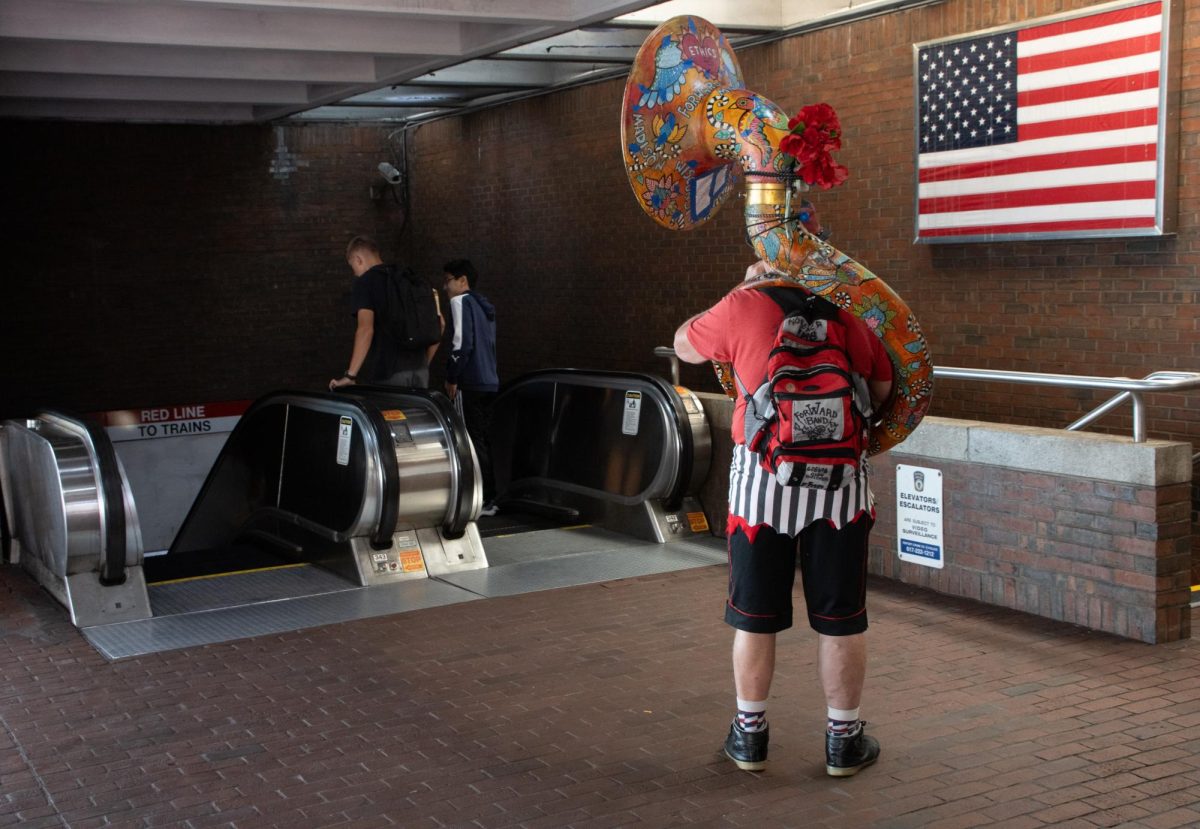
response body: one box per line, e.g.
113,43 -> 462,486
621,16 -> 933,777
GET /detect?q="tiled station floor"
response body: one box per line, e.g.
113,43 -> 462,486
1,562 -> 1198,829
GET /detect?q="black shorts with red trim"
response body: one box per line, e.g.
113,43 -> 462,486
724,513 -> 872,636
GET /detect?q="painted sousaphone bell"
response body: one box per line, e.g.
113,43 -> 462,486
620,16 -> 933,454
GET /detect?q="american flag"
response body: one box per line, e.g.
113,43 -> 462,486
915,0 -> 1167,241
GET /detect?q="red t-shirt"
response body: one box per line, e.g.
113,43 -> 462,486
686,287 -> 893,443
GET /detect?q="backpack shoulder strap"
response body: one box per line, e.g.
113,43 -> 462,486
757,284 -> 810,315
756,284 -> 841,321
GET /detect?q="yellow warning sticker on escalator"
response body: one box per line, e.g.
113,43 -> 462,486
687,511 -> 710,533
381,410 -> 407,421
400,550 -> 425,572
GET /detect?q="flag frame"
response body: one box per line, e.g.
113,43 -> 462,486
911,0 -> 1180,244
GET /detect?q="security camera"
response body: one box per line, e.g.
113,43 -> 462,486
378,162 -> 402,185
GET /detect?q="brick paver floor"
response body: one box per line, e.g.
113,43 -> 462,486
1,563 -> 1197,828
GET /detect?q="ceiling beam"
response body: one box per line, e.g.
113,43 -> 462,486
0,98 -> 256,122
278,104 -> 449,121
167,0 -> 581,24
0,72 -> 313,104
401,59 -> 583,87
0,40 -> 381,83
0,0 -> 469,55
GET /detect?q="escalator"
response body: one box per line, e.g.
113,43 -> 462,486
439,369 -> 724,599
0,371 -> 723,658
1,389 -> 487,658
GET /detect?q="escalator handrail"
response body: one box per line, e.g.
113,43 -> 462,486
40,411 -> 128,586
0,430 -> 11,563
354,396 -> 401,549
252,391 -> 399,546
340,385 -> 477,540
0,457 -> 10,563
495,368 -> 695,510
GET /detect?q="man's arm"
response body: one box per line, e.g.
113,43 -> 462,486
862,326 -> 894,413
330,309 -> 374,389
444,295 -> 473,398
425,288 -> 445,366
869,378 -> 893,412
672,313 -> 708,364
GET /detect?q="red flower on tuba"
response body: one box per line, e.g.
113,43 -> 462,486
778,103 -> 849,189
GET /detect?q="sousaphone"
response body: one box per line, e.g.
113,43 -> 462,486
621,16 -> 933,454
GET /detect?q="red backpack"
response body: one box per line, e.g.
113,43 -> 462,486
738,287 -> 873,489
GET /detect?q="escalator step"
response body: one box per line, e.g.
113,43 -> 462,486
498,498 -> 581,522
143,543 -> 294,583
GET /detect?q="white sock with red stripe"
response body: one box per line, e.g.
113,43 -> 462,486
827,706 -> 861,737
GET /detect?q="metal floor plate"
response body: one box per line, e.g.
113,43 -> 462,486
147,564 -> 351,615
83,575 -> 480,660
81,529 -> 726,660
483,525 -> 658,565
440,529 -> 726,598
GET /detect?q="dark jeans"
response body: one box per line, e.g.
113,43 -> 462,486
383,366 -> 429,388
461,389 -> 496,503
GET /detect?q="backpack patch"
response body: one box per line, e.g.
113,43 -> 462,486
385,267 -> 441,349
742,289 -> 872,489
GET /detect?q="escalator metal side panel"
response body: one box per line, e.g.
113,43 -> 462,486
387,408 -> 456,530
169,393 -> 386,557
275,401 -> 385,540
597,495 -> 712,543
348,522 -> 488,585
349,532 -> 428,585
674,386 -> 712,500
491,371 -> 682,508
7,422 -> 96,581
415,522 -> 487,578
0,424 -> 16,564
340,386 -> 480,538
66,450 -> 150,625
488,371 -> 717,543
66,565 -> 152,627
2,417 -> 150,626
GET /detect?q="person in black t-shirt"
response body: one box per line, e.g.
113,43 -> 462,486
329,236 -> 443,390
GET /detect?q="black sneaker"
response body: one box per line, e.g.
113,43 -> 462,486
825,724 -> 880,777
723,722 -> 768,771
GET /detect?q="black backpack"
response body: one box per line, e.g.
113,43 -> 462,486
384,266 -> 440,349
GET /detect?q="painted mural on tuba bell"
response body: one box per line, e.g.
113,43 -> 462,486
620,16 -> 933,454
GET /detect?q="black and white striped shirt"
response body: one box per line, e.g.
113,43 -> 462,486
728,443 -> 874,533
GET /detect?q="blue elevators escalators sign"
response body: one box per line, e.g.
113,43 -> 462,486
896,465 -> 944,569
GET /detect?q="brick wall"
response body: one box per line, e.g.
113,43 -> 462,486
696,394 -> 1191,644
1,122 -> 409,416
402,0 -> 1198,445
871,448 -> 1193,644
2,0 -> 1194,442
0,2 -> 1194,576
402,0 -> 1199,583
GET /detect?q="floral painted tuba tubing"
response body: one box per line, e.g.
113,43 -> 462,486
620,15 -> 933,454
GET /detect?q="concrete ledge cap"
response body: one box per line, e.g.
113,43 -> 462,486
889,417 -> 1191,486
696,392 -> 733,431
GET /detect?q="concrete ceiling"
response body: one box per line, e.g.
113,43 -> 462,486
0,0 -> 927,125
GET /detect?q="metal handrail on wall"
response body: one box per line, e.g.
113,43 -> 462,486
935,368 -> 1200,443
653,347 -> 1199,445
